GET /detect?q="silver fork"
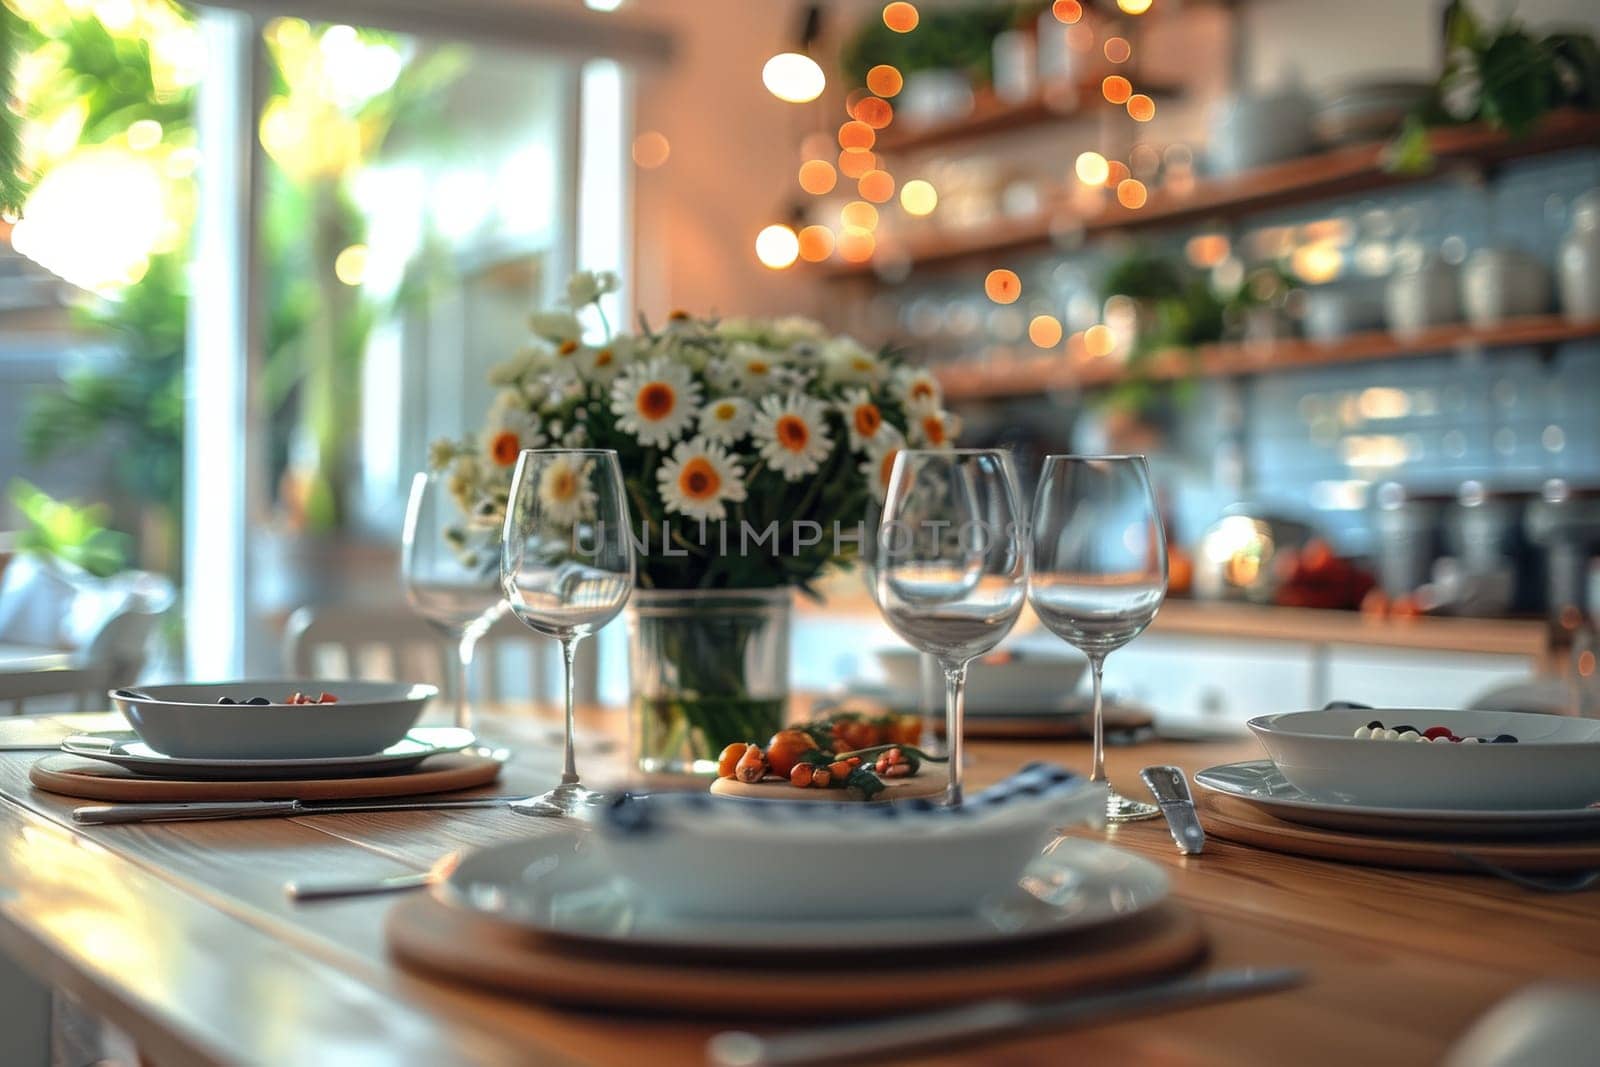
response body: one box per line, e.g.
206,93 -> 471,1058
1452,851 -> 1600,893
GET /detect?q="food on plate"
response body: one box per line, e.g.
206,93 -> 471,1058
215,692 -> 339,706
764,729 -> 819,778
712,712 -> 946,799
1352,719 -> 1517,743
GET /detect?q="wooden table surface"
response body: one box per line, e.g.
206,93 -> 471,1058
0,709 -> 1595,1067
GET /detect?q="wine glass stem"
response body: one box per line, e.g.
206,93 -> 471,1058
1088,652 -> 1107,785
453,631 -> 478,732
558,636 -> 580,786
941,660 -> 967,807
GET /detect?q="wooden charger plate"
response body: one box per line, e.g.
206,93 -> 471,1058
29,752 -> 502,803
387,896 -> 1206,1016
709,771 -> 944,802
1201,793 -> 1600,873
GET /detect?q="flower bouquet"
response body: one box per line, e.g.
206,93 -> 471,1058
432,271 -> 960,772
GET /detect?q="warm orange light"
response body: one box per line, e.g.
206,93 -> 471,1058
867,64 -> 903,98
882,2 -> 919,32
1127,94 -> 1156,121
1292,239 -> 1344,284
838,120 -> 876,151
1102,76 -> 1132,104
1105,159 -> 1131,185
1104,37 -> 1131,63
631,131 -> 670,169
1084,324 -> 1115,357
1118,0 -> 1153,13
797,225 -> 836,262
755,224 -> 800,269
1028,315 -> 1063,348
1051,0 -> 1083,24
838,149 -> 875,179
1116,178 -> 1148,209
798,159 -> 837,195
841,200 -> 879,233
858,169 -> 895,203
854,96 -> 894,129
900,178 -> 937,216
837,230 -> 875,262
1185,233 -> 1230,268
1075,151 -> 1109,186
984,269 -> 1021,304
762,52 -> 826,103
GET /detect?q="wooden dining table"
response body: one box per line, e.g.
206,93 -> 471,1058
0,707 -> 1594,1067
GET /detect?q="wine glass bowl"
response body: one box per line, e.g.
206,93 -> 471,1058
502,449 -> 635,817
873,449 -> 1028,805
1028,455 -> 1168,822
400,470 -> 508,731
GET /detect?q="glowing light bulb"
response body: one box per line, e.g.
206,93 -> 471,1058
1028,315 -> 1063,348
882,2 -> 919,33
984,269 -> 1021,304
798,159 -> 838,195
762,52 -> 826,104
900,179 -> 937,216
1102,76 -> 1132,105
867,65 -> 904,98
1052,0 -> 1083,23
755,224 -> 800,269
841,200 -> 879,232
1118,0 -> 1153,13
838,149 -> 875,179
632,131 -> 670,169
858,169 -> 895,203
1084,324 -> 1115,357
1075,152 -> 1109,186
1104,37 -> 1131,63
797,225 -> 836,262
334,244 -> 369,286
838,230 -> 875,263
838,121 -> 875,151
1127,94 -> 1156,121
1116,179 -> 1148,209
854,97 -> 894,129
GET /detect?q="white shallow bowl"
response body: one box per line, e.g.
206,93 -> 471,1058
591,764 -> 1105,920
875,648 -> 1086,713
111,680 -> 436,759
1248,708 -> 1600,810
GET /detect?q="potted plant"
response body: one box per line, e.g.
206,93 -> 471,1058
434,272 -> 961,774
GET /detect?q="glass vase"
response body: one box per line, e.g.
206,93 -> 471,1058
627,587 -> 791,775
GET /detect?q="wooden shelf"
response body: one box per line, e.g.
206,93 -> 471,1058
935,315 -> 1600,400
875,82 -> 1180,155
826,110 -> 1600,279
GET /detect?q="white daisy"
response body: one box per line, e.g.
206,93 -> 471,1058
770,315 -> 828,349
610,356 -> 702,448
529,310 -> 582,344
752,392 -> 833,481
727,341 -> 785,396
699,395 -> 752,442
893,367 -> 943,412
909,407 -> 961,450
821,339 -> 883,386
537,453 -> 597,525
484,394 -> 545,468
581,334 -> 636,385
837,387 -> 894,453
656,437 -> 748,522
860,439 -> 903,502
566,270 -> 619,308
548,337 -> 586,382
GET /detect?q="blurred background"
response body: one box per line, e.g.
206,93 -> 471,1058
2,0 -> 1598,730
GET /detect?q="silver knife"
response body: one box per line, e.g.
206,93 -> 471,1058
72,795 -> 525,825
708,966 -> 1304,1066
1141,765 -> 1205,855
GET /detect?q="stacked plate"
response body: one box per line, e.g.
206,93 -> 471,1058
1197,707 -> 1600,840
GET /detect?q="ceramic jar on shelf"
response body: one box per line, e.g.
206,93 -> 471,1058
1558,189 -> 1600,321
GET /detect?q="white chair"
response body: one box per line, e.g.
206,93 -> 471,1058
281,603 -> 599,708
0,666 -> 110,716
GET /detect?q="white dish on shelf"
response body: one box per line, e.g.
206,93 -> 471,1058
111,680 -> 436,759
874,647 -> 1086,714
1195,760 -> 1600,839
59,727 -> 475,780
438,825 -> 1165,951
1247,708 -> 1600,810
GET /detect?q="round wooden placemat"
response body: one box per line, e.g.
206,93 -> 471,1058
29,752 -> 502,802
1201,793 -> 1600,872
954,704 -> 1155,742
387,897 -> 1205,1016
709,770 -> 945,802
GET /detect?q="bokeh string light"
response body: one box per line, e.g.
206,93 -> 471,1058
882,2 -> 919,33
798,159 -> 837,195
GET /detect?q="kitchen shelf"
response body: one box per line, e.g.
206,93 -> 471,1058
875,82 -> 1180,155
825,110 -> 1600,279
935,315 -> 1600,400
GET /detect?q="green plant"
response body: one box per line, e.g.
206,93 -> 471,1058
840,3 -> 1023,87
1387,1 -> 1600,173
1097,246 -> 1226,417
7,479 -> 128,578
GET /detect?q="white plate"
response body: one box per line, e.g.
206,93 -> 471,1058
59,727 -> 476,780
438,828 -> 1168,951
874,648 -> 1086,714
1196,760 -> 1600,839
1247,707 -> 1600,809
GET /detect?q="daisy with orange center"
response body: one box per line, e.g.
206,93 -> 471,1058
698,395 -> 752,443
838,387 -> 893,452
894,367 -> 943,412
910,408 -> 961,450
860,441 -> 902,501
536,453 -> 597,525
482,393 -> 544,467
822,338 -> 883,385
727,341 -> 784,395
610,357 -> 701,448
657,437 -> 748,522
752,392 -> 833,481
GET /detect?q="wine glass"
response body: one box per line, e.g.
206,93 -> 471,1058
1028,455 -> 1168,822
862,496 -> 945,755
873,449 -> 1028,805
400,469 -> 507,731
501,449 -> 635,817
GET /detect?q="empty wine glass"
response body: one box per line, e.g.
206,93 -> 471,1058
501,449 -> 635,817
874,449 -> 1028,805
862,496 -> 944,756
401,469 -> 507,731
1028,455 -> 1168,822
